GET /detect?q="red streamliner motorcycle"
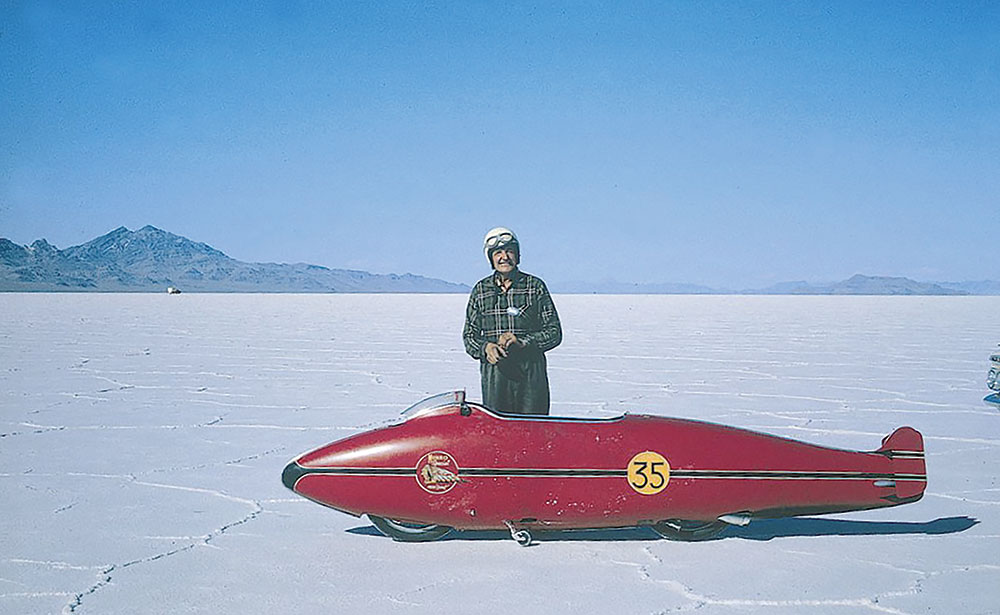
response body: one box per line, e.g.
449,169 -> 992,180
283,391 -> 926,545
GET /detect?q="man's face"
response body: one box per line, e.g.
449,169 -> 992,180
491,247 -> 518,274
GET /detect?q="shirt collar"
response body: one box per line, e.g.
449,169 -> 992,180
492,268 -> 522,288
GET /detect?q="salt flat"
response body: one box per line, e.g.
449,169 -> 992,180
1,293 -> 998,615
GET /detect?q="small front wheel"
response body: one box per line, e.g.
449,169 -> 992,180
368,515 -> 453,542
512,528 -> 532,546
652,519 -> 726,541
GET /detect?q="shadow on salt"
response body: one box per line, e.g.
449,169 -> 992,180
346,515 -> 978,543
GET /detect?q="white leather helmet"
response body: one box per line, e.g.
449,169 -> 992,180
483,227 -> 520,266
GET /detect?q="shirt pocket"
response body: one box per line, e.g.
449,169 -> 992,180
517,297 -> 539,328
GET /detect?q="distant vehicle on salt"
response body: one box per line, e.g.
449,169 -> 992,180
166,287 -> 182,295
987,350 -> 1000,407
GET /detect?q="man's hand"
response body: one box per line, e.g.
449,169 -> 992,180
497,331 -> 520,350
484,342 -> 507,364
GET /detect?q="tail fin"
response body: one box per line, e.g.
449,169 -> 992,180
877,427 -> 926,501
878,426 -> 923,456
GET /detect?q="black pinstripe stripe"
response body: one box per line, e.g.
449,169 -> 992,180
879,451 -> 924,460
293,466 -> 926,481
670,470 -> 926,480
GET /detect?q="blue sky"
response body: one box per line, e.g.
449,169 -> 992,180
2,1 -> 998,288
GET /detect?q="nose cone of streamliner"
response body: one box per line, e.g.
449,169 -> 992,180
282,459 -> 308,492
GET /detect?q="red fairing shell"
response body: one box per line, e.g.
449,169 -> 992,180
284,394 -> 926,531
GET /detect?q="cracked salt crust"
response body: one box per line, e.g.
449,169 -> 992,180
1,294 -> 998,614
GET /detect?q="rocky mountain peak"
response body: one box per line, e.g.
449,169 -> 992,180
1,226 -> 469,293
29,239 -> 58,253
63,226 -> 228,264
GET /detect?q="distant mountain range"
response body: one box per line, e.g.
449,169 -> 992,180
0,226 -> 468,293
2,226 -> 996,295
751,275 -> 995,296
554,274 -> 999,296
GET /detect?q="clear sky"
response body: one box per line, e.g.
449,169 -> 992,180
2,1 -> 998,288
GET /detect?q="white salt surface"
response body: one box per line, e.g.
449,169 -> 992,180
1,293 -> 998,615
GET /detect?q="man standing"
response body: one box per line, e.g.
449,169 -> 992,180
463,227 -> 562,415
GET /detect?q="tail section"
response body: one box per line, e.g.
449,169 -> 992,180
876,427 -> 927,501
878,426 -> 923,456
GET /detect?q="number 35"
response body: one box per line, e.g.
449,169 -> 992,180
627,451 -> 670,494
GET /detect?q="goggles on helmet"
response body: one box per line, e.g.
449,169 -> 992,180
485,232 -> 515,249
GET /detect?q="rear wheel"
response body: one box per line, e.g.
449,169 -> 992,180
652,519 -> 726,541
368,515 -> 452,542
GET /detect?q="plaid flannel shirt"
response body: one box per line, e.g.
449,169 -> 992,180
463,269 -> 562,361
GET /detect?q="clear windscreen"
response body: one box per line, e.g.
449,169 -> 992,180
400,391 -> 465,418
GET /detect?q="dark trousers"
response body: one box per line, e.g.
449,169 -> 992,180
480,352 -> 550,415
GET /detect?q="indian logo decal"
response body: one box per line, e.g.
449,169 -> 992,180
415,451 -> 461,494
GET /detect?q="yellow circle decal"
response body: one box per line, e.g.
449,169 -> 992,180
627,451 -> 670,495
